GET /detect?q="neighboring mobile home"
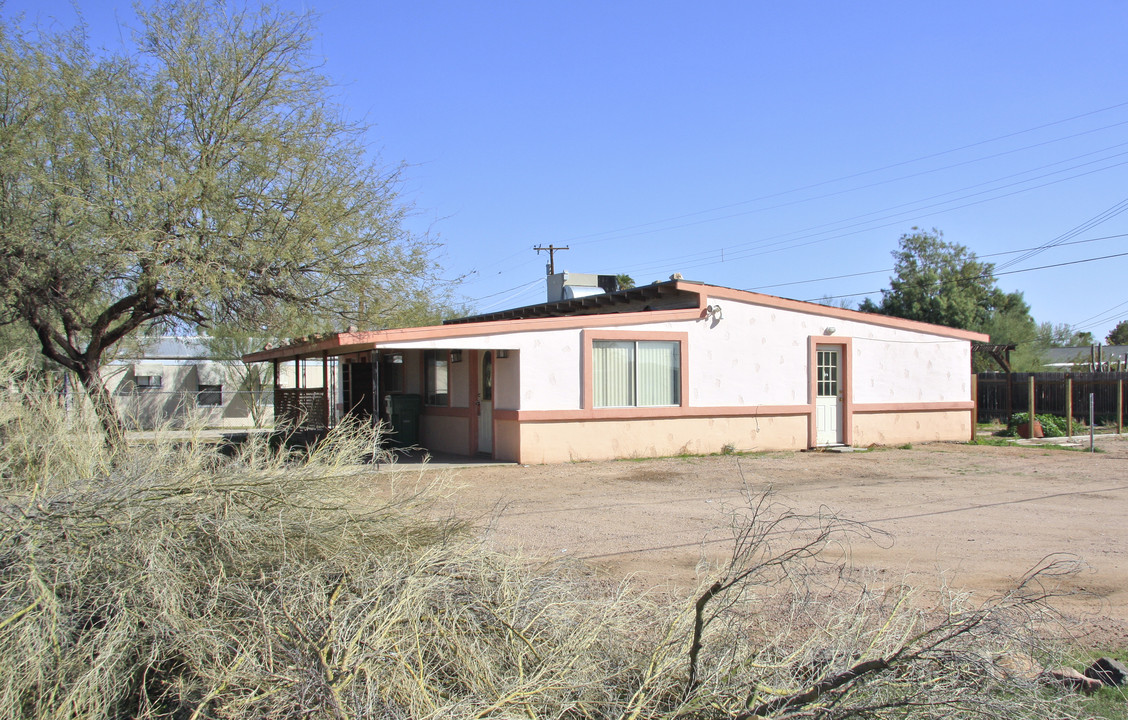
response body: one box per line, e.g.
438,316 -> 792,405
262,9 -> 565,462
103,336 -> 315,430
243,279 -> 988,463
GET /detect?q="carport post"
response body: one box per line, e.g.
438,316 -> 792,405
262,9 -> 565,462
370,350 -> 380,428
272,359 -> 279,412
322,351 -> 329,429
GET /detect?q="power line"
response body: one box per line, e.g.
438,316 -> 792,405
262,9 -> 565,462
748,233 -> 1128,292
808,250 -> 1128,303
613,149 -> 1128,279
994,196 -> 1128,272
552,100 -> 1128,246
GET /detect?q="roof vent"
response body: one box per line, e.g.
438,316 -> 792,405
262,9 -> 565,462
546,272 -> 620,302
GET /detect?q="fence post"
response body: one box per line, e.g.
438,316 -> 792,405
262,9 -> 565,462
1091,393 -> 1096,452
1119,379 -> 1124,435
1066,376 -> 1073,438
1028,375 -> 1035,424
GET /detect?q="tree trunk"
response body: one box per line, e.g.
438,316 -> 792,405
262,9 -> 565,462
74,361 -> 127,449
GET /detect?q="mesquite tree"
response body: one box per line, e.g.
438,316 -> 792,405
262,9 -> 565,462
0,2 -> 439,443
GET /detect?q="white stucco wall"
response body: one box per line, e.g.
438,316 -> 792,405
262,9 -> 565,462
686,297 -> 971,407
373,295 -> 973,413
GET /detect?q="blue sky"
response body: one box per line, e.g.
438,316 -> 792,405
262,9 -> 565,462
8,1 -> 1128,343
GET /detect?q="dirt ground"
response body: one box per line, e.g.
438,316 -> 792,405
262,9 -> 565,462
422,436 -> 1128,646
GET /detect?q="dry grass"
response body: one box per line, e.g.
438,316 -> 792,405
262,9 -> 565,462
0,352 -> 1101,719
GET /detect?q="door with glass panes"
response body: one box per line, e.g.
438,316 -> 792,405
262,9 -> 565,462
815,347 -> 843,445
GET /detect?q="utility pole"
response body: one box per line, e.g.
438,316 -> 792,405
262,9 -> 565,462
534,244 -> 569,276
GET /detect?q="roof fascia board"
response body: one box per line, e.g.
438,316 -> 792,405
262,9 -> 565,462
685,282 -> 991,343
243,299 -> 708,363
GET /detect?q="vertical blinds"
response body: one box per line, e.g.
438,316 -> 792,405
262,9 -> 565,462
593,340 -> 679,407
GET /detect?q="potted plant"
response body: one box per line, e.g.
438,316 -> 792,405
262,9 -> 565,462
1016,417 -> 1043,439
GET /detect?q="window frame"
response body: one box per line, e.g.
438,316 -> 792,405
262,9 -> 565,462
423,349 -> 450,407
197,384 -> 223,408
583,331 -> 688,412
382,353 -> 405,394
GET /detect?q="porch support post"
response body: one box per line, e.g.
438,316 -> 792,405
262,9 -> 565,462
322,351 -> 330,430
272,359 -> 280,422
295,357 -> 302,389
370,350 -> 380,428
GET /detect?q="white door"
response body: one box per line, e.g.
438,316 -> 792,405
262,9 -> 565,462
477,351 -> 493,454
815,348 -> 843,446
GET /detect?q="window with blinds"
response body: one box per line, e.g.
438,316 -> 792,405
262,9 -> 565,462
593,340 -> 680,408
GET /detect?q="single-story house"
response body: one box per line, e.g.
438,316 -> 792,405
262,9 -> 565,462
243,279 -> 989,463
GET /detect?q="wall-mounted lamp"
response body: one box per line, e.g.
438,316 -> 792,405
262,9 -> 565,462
824,327 -> 837,335
496,349 -> 509,359
450,350 -> 463,363
705,304 -> 724,321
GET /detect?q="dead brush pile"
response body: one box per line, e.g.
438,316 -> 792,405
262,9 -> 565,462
0,354 -> 1096,719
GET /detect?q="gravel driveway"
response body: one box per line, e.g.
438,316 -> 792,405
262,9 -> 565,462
432,436 -> 1128,645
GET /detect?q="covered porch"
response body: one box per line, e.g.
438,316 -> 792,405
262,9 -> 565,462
248,338 -> 520,460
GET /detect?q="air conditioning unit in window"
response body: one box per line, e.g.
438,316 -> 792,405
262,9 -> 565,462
135,375 -> 163,388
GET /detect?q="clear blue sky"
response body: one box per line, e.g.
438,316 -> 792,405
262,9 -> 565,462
8,1 -> 1128,343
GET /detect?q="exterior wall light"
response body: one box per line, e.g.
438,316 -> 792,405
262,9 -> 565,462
450,350 -> 463,363
496,349 -> 509,359
824,327 -> 837,335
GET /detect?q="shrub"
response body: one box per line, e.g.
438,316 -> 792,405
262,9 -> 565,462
0,354 -> 1095,719
1003,412 -> 1078,438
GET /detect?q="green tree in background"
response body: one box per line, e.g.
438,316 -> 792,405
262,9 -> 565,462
0,2 -> 444,443
859,229 -> 1045,370
1036,322 -> 1093,347
859,229 -> 1008,329
1107,320 -> 1128,345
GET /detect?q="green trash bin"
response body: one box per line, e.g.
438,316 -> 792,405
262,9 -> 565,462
385,394 -> 422,447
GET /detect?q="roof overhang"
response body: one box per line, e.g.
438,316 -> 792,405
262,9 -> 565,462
242,279 -> 990,363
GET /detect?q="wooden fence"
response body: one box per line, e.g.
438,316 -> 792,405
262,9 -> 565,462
976,372 -> 1127,425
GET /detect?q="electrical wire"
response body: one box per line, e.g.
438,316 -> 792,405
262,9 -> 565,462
464,103 -> 1128,310
748,233 -> 1128,291
610,146 -> 1128,280
808,250 -> 1128,303
552,100 -> 1128,246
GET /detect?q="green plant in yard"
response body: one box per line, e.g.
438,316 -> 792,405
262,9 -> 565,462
1001,413 -> 1079,438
